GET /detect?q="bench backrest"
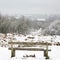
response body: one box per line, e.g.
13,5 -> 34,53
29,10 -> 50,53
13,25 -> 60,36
8,42 -> 51,50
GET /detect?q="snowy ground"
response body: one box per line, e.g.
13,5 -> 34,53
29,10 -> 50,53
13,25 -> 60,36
0,45 -> 60,60
0,33 -> 60,60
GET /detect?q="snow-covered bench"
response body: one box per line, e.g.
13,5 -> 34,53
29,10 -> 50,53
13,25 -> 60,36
8,42 -> 51,59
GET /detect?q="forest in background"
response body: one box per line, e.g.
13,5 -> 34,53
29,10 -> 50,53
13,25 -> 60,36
0,14 -> 60,35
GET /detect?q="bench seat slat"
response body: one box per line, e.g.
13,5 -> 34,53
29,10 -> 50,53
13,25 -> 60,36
9,47 -> 51,51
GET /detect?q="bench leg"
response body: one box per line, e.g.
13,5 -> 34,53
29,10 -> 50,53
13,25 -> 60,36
11,49 -> 15,58
44,50 -> 49,59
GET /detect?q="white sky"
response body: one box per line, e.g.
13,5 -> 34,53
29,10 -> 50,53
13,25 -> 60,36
0,0 -> 60,15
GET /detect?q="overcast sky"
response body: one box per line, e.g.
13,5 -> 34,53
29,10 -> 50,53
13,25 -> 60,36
0,0 -> 60,15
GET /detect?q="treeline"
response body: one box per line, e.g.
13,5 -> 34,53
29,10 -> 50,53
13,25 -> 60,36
0,14 -> 60,35
0,14 -> 44,34
43,20 -> 60,35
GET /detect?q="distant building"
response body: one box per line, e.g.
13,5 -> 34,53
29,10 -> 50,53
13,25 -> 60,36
37,18 -> 46,21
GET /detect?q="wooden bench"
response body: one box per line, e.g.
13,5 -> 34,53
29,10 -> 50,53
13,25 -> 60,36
8,42 -> 51,59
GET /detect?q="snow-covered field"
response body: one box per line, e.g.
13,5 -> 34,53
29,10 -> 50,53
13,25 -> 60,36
0,45 -> 60,60
0,33 -> 60,60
